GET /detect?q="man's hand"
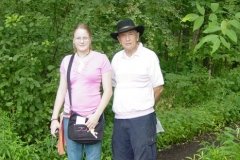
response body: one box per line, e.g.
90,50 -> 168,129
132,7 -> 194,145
154,85 -> 164,106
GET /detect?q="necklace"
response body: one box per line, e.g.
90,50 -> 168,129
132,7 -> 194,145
76,51 -> 91,73
77,61 -> 84,73
76,50 -> 90,58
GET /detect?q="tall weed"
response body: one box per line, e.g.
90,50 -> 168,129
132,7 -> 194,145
188,126 -> 240,160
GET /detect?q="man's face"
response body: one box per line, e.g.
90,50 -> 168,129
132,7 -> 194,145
117,30 -> 139,54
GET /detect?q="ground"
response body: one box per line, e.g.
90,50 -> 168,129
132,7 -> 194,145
157,133 -> 215,160
157,140 -> 201,160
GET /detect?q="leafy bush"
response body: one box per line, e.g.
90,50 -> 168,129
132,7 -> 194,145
157,92 -> 240,148
33,136 -> 66,160
189,127 -> 240,160
0,109 -> 39,159
0,108 -> 65,159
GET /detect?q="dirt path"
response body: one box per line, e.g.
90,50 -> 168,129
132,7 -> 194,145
157,133 -> 215,160
157,140 -> 201,160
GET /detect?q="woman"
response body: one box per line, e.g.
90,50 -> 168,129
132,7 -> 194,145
50,24 -> 112,160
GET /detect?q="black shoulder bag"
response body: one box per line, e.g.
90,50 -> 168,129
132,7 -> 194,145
67,54 -> 104,144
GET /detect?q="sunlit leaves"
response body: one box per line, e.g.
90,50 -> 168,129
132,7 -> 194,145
193,16 -> 204,31
203,23 -> 221,33
47,65 -> 55,71
182,13 -> 199,22
210,3 -> 219,13
196,2 -> 205,16
194,34 -> 220,54
5,14 -> 24,28
183,2 -> 240,55
181,3 -> 205,32
209,13 -> 217,22
235,12 -> 240,19
225,29 -> 237,43
221,20 -> 238,43
220,36 -> 230,49
211,37 -> 221,54
195,27 -> 237,54
228,20 -> 240,30
221,20 -> 228,35
6,102 -> 13,107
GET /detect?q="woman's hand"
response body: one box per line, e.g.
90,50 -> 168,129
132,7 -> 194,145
50,120 -> 60,137
85,113 -> 100,130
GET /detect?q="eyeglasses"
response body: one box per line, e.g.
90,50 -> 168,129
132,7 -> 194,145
75,36 -> 90,41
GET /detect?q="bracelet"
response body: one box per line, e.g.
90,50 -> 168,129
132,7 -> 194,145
51,118 -> 58,121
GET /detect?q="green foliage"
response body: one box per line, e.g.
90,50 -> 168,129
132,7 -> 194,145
157,92 -> 240,149
0,108 -> 65,159
33,136 -> 66,160
0,0 -> 240,159
0,109 -> 39,159
182,14 -> 200,22
189,127 -> 240,160
181,1 -> 240,77
162,66 -> 230,107
157,67 -> 240,148
0,0 -> 191,143
0,12 -> 58,140
182,2 -> 240,54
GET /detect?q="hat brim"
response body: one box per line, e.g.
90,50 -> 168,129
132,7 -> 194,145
110,25 -> 144,40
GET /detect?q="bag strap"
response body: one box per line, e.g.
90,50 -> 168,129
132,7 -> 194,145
66,54 -> 102,118
67,54 -> 75,108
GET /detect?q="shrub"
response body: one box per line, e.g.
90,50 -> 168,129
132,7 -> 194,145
189,126 -> 240,160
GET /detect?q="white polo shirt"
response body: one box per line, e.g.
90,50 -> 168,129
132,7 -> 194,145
111,43 -> 164,119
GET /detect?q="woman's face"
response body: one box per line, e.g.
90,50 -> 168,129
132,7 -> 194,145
73,28 -> 91,53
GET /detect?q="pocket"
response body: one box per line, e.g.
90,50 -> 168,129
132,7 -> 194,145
147,136 -> 156,145
146,137 -> 157,160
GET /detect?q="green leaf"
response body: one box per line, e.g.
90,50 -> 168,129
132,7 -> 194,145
193,16 -> 204,31
47,65 -> 55,71
203,25 -> 220,33
13,55 -> 20,61
6,102 -> 13,107
0,81 -> 9,88
181,14 -> 199,22
228,20 -> 240,30
220,36 -> 230,49
194,34 -> 220,54
221,20 -> 228,35
211,37 -> 220,54
196,2 -> 205,15
21,25 -> 28,32
210,3 -> 219,12
235,12 -> 240,19
209,13 -> 218,22
33,81 -> 41,88
194,34 -> 218,52
225,29 -> 237,43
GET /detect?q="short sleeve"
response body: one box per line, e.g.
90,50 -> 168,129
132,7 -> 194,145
149,53 -> 164,87
60,55 -> 71,76
101,54 -> 112,74
111,55 -> 116,87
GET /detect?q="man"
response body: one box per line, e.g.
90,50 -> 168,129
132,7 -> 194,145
110,18 -> 164,160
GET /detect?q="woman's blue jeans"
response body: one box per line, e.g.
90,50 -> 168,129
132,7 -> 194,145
63,118 -> 102,160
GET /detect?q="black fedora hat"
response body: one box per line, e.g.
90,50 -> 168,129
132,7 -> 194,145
110,18 -> 144,40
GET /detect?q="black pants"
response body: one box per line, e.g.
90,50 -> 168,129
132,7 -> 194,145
112,112 -> 157,160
